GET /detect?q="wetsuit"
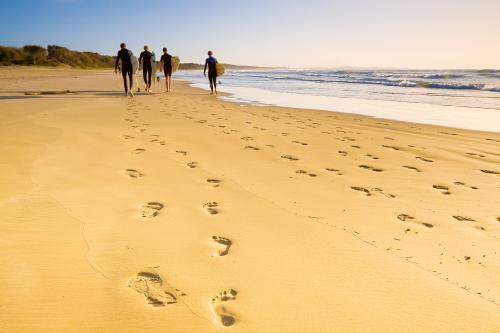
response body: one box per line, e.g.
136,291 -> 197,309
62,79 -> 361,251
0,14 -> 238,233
139,50 -> 153,89
161,53 -> 172,76
204,56 -> 218,92
115,48 -> 133,93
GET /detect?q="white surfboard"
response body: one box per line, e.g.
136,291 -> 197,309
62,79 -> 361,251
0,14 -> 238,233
131,55 -> 139,74
151,52 -> 157,82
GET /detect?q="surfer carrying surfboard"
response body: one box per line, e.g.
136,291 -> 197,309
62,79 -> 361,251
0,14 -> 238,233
160,47 -> 173,92
139,45 -> 153,93
114,42 -> 134,97
204,51 -> 218,95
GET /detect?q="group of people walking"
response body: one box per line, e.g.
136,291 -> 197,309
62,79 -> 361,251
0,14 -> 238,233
114,42 -> 219,97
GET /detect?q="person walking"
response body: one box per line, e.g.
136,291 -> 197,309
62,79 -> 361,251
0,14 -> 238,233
160,47 -> 173,92
139,45 -> 153,92
114,42 -> 134,97
204,50 -> 218,95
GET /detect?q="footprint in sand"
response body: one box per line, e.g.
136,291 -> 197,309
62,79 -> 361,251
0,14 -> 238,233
128,272 -> 177,307
433,185 -> 451,195
439,131 -> 457,136
338,150 -> 348,156
211,289 -> 238,327
150,139 -> 166,146
351,186 -> 371,196
132,148 -> 146,155
244,145 -> 261,151
402,165 -> 421,172
281,154 -> 299,161
296,170 -> 317,177
123,169 -> 144,178
340,137 -> 355,143
466,152 -> 486,158
416,156 -> 433,163
326,168 -> 342,175
485,138 -> 500,143
121,134 -> 134,140
292,140 -> 308,146
176,150 -> 188,156
382,145 -> 400,151
453,181 -> 478,190
187,162 -> 198,169
397,214 -> 434,228
212,236 -> 232,256
366,154 -> 379,160
206,178 -> 222,187
240,136 -> 253,141
359,164 -> 383,172
351,187 -> 395,198
453,215 -> 476,222
203,202 -> 219,215
371,188 -> 396,198
141,202 -> 164,218
480,169 -> 499,175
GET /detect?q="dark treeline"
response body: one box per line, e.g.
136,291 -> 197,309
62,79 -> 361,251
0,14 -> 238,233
0,44 -> 267,70
0,45 -> 115,68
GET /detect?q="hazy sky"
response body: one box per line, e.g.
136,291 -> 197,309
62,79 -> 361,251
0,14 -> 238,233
1,0 -> 499,69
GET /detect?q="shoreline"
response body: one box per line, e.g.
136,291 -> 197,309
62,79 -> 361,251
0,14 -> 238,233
1,68 -> 499,332
177,76 -> 500,133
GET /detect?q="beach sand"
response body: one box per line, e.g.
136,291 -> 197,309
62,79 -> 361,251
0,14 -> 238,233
0,67 -> 499,332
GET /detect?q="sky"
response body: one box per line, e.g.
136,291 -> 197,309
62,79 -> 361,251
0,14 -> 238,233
1,0 -> 499,69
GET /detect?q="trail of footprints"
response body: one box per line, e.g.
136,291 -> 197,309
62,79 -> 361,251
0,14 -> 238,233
432,181 -> 479,195
120,103 -> 239,325
120,97 -> 499,322
351,186 -> 395,198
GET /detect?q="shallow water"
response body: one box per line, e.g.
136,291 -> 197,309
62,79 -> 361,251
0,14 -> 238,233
175,69 -> 500,132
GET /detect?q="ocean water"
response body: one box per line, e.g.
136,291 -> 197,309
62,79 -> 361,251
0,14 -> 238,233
174,69 -> 500,132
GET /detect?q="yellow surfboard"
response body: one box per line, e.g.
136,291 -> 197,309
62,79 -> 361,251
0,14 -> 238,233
171,56 -> 180,72
216,63 -> 225,76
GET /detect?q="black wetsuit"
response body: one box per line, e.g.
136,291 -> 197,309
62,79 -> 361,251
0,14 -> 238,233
115,48 -> 133,93
161,53 -> 172,76
139,50 -> 153,89
204,56 -> 218,92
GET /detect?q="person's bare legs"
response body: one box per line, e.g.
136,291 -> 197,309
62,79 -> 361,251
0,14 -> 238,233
165,75 -> 171,92
168,75 -> 172,92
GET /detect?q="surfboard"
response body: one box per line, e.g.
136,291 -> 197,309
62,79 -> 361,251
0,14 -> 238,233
151,52 -> 157,83
171,56 -> 180,72
131,55 -> 139,74
216,63 -> 225,76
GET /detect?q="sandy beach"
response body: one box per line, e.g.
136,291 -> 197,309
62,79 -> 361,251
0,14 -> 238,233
0,67 -> 499,332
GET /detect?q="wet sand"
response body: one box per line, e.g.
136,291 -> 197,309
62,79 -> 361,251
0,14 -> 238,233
0,67 -> 499,332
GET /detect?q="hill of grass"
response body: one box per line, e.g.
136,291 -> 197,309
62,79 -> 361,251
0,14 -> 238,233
0,45 -> 115,68
0,45 -> 270,70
